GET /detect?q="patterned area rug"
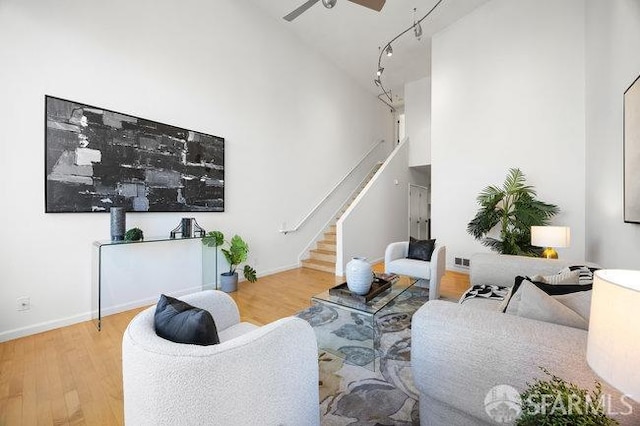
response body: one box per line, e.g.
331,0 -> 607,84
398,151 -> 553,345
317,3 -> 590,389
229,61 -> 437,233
296,286 -> 429,426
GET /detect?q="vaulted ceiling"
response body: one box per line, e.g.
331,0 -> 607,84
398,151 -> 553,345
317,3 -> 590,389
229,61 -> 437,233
248,0 -> 490,104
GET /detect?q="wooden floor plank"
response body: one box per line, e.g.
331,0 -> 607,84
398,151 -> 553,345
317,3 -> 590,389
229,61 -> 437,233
0,266 -> 469,425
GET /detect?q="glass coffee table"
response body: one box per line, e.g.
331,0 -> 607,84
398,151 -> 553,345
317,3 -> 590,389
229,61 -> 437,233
306,276 -> 416,370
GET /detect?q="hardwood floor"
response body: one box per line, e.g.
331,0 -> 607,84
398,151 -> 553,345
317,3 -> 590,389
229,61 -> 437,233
0,266 -> 469,426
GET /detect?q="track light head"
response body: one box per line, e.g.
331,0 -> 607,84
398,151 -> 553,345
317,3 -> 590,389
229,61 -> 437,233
377,67 -> 384,77
374,78 -> 381,86
322,0 -> 337,9
414,21 -> 423,39
385,44 -> 393,57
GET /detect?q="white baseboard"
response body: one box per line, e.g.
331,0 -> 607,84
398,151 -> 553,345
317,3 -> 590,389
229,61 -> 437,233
0,312 -> 92,343
0,264 -> 303,343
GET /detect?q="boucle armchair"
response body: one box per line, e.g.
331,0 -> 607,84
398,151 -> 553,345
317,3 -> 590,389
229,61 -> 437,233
122,290 -> 320,426
384,242 -> 446,300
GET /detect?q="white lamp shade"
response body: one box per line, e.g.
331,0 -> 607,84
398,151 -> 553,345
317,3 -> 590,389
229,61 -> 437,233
587,270 -> 640,402
530,226 -> 571,248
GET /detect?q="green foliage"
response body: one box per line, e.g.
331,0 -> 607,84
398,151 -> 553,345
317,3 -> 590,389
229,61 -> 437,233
517,367 -> 618,426
467,168 -> 559,255
124,227 -> 144,241
202,231 -> 258,283
202,230 -> 224,248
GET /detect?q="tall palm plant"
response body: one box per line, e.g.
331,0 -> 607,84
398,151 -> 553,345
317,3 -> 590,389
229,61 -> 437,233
467,168 -> 559,255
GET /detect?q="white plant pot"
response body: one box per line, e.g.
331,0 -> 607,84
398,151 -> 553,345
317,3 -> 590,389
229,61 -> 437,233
346,257 -> 373,295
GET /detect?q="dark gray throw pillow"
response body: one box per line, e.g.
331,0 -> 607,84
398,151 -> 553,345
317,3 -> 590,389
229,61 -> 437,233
154,294 -> 219,346
407,237 -> 436,261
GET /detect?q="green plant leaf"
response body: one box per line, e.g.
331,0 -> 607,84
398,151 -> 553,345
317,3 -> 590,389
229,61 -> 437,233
517,367 -> 619,425
124,227 -> 144,241
243,265 -> 257,283
467,168 -> 559,255
202,230 -> 224,247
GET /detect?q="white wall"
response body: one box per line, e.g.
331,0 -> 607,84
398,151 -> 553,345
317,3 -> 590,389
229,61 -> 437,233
336,141 -> 410,275
0,0 -> 393,340
405,77 -> 431,167
585,0 -> 640,268
431,0 -> 587,271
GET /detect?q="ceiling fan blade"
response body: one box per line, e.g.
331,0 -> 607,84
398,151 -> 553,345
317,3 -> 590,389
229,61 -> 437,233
347,0 -> 386,12
283,0 -> 322,21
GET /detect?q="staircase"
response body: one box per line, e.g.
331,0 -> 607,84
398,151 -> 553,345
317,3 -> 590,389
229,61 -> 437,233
301,163 -> 382,274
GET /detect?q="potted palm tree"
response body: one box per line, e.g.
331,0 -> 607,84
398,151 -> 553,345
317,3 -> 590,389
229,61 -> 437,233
467,168 -> 559,256
202,231 -> 257,292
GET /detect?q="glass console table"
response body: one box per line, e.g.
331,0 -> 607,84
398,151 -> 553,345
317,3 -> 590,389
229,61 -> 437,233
92,236 -> 215,330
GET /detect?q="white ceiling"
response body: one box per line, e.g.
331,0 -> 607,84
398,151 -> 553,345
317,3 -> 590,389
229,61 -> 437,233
247,0 -> 490,104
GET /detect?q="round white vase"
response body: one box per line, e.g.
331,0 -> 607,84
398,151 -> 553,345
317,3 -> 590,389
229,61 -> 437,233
346,257 -> 373,295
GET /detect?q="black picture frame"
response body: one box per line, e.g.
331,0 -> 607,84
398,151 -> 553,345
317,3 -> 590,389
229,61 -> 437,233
45,95 -> 224,213
624,74 -> 640,223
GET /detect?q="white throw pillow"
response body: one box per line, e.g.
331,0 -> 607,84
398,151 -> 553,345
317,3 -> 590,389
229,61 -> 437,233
516,282 -> 589,330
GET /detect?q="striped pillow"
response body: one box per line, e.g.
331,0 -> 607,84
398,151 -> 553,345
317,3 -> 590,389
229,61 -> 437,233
530,269 -> 580,284
559,265 -> 600,285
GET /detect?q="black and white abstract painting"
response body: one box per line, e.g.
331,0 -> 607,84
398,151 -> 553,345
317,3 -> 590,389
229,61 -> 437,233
625,74 -> 640,223
45,96 -> 224,213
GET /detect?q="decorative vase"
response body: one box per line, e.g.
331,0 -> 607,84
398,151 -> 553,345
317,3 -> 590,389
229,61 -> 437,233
220,272 -> 239,293
110,207 -> 126,241
346,257 -> 373,295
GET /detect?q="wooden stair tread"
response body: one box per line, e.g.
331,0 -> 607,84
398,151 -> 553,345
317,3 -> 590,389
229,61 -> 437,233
301,258 -> 334,273
311,249 -> 334,255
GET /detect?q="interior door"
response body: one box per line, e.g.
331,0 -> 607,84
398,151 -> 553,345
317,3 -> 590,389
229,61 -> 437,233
409,184 -> 430,240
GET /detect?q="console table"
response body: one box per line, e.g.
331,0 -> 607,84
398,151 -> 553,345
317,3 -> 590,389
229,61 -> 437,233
92,236 -> 216,330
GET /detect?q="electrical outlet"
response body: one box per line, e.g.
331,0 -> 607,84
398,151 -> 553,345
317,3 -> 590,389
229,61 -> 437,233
17,297 -> 30,311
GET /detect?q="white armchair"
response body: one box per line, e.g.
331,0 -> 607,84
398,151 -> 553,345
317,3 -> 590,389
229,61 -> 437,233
384,242 -> 446,300
122,290 -> 320,426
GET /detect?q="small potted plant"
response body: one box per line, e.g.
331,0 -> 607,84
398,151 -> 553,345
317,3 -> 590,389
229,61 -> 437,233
202,231 -> 257,292
124,227 -> 144,241
517,367 -> 618,425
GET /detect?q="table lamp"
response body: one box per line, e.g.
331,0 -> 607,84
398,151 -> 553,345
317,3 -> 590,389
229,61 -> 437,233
530,226 -> 570,259
587,270 -> 640,402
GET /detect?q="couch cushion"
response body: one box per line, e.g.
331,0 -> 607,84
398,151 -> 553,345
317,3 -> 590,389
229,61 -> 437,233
154,294 -> 220,346
407,237 -> 436,261
516,282 -> 589,330
386,258 -> 431,279
504,276 -> 591,315
218,322 -> 259,342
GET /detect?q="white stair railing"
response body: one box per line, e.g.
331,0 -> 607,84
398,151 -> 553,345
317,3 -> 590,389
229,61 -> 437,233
279,139 -> 385,235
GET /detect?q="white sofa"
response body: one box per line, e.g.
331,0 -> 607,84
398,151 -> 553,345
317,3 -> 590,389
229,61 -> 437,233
122,290 -> 320,426
411,254 -> 640,425
384,241 -> 446,300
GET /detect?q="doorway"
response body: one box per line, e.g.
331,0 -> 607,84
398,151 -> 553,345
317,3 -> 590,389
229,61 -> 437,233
409,184 -> 430,240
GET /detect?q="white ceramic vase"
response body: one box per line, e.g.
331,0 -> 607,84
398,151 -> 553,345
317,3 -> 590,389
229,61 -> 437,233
346,257 -> 373,295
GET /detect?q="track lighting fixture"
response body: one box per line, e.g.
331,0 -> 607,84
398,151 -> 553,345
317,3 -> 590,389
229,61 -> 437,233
322,0 -> 337,9
413,8 -> 423,40
374,0 -> 445,110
